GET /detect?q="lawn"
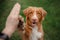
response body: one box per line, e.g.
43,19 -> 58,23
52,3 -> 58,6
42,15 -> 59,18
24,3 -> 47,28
0,0 -> 60,40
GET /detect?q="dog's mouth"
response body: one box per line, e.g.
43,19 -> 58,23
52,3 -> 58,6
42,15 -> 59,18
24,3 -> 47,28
32,21 -> 37,24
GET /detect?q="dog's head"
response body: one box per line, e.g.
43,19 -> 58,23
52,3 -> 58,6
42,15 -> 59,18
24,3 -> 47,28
23,7 -> 47,26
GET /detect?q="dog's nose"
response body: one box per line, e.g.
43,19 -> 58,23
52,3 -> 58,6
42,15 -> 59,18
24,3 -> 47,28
32,19 -> 37,21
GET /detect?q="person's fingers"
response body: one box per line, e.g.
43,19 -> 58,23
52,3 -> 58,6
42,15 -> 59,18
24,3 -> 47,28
9,3 -> 21,17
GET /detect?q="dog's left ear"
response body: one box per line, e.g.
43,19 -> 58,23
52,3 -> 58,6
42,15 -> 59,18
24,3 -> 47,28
39,7 -> 47,20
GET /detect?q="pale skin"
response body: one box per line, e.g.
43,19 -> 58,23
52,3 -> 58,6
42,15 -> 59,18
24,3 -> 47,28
0,3 -> 21,40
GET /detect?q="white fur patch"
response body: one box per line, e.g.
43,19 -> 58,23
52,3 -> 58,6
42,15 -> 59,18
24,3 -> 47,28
32,11 -> 38,20
30,26 -> 42,40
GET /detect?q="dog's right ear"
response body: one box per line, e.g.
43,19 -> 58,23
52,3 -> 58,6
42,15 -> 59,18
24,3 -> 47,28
23,7 -> 33,16
23,8 -> 28,16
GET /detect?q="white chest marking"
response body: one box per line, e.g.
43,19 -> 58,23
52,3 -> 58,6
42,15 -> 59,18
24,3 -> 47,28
30,26 -> 42,40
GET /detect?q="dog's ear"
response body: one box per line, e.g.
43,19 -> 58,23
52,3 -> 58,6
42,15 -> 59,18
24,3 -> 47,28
23,8 -> 28,16
23,7 -> 33,16
39,7 -> 47,20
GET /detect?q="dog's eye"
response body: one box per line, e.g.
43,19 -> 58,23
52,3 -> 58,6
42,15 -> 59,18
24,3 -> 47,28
28,11 -> 33,15
37,13 -> 41,15
28,12 -> 33,16
36,10 -> 41,15
37,13 -> 42,18
29,11 -> 33,14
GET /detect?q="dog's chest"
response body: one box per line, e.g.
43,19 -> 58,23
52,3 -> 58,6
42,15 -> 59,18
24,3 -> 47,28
30,26 -> 42,40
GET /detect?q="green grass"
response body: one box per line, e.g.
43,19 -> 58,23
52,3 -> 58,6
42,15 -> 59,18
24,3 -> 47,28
0,0 -> 60,40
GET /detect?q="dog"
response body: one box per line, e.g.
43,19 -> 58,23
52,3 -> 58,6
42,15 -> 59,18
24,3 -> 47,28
22,7 -> 47,40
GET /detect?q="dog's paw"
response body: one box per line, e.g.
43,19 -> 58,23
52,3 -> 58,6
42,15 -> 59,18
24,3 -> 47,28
18,15 -> 25,31
36,32 -> 42,38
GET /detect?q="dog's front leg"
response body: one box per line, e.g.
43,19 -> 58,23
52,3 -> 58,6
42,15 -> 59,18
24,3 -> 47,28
22,34 -> 26,40
40,37 -> 44,40
22,33 -> 30,40
38,35 -> 44,40
38,24 -> 44,40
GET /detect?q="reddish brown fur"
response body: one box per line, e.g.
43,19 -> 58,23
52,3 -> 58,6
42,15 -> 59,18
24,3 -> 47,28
22,7 -> 47,40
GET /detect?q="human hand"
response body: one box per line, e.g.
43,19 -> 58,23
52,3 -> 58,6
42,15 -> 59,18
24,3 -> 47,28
2,3 -> 21,37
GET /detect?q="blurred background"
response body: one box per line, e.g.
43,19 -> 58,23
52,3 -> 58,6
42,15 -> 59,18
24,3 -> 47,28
0,0 -> 60,40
